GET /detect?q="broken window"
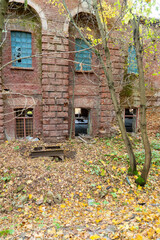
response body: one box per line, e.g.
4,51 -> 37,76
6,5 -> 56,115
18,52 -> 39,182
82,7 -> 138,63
11,31 -> 32,68
75,108 -> 90,136
125,108 -> 137,132
75,39 -> 92,71
15,109 -> 33,138
128,45 -> 138,74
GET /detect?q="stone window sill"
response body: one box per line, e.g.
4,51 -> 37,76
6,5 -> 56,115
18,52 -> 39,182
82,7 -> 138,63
11,67 -> 34,71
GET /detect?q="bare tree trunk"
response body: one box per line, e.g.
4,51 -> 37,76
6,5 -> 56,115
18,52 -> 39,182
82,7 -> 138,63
132,17 -> 152,185
0,0 -> 8,46
0,0 -> 9,142
93,0 -> 137,174
69,67 -> 75,139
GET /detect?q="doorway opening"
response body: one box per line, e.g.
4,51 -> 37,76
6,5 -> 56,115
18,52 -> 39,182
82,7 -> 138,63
125,108 -> 137,132
75,108 -> 90,136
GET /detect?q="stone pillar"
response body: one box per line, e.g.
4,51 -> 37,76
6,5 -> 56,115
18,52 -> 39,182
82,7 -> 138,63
42,34 -> 69,142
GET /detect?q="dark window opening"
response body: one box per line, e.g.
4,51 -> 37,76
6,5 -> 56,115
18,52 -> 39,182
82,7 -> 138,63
75,108 -> 90,136
15,108 -> 33,138
125,108 -> 137,132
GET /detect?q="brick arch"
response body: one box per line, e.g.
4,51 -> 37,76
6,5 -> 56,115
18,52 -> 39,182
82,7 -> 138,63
63,6 -> 92,33
9,0 -> 48,31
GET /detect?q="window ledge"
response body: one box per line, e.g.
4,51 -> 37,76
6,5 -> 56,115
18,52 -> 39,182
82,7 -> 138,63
11,67 -> 34,71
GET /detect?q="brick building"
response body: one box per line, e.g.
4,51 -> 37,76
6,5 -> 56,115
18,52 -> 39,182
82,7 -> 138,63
0,0 -> 159,142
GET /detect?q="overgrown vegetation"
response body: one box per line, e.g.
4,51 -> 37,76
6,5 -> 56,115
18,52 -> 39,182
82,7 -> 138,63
0,137 -> 159,239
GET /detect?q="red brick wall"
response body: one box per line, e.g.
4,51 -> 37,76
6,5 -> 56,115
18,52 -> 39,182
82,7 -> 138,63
1,0 -> 159,142
2,4 -> 42,140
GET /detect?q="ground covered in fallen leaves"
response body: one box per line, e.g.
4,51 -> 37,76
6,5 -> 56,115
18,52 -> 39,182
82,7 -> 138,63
0,135 -> 160,240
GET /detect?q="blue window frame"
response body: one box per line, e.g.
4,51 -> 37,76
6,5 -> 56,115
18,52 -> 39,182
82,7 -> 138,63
11,31 -> 32,68
75,39 -> 92,71
128,45 -> 138,74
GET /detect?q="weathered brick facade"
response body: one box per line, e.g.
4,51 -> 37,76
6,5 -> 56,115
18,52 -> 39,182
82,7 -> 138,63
0,0 -> 159,142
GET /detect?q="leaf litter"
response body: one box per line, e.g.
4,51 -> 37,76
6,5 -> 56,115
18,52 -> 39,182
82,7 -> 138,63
0,135 -> 159,239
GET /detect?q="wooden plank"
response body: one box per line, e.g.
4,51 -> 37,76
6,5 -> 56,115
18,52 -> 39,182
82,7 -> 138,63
30,149 -> 64,160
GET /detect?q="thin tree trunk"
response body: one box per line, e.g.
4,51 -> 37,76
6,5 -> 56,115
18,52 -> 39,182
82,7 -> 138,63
0,0 -> 8,142
93,0 -> 137,174
0,0 -> 8,46
69,66 -> 75,139
132,17 -> 152,185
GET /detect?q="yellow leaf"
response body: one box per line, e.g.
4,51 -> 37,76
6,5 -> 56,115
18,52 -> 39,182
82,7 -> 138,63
86,27 -> 91,32
112,234 -> 120,239
87,194 -> 91,198
112,219 -> 119,225
90,234 -> 101,240
112,166 -> 116,170
60,204 -> 66,208
138,185 -> 142,190
156,228 -> 160,234
95,218 -> 103,223
39,206 -> 43,212
101,160 -> 106,166
135,234 -> 143,240
136,217 -> 141,221
121,167 -> 126,172
147,228 -> 155,237
29,194 -> 32,199
129,226 -> 136,231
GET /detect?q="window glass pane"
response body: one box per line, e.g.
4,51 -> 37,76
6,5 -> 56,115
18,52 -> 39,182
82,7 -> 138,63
75,39 -> 92,71
26,119 -> 33,136
11,31 -> 32,68
16,119 -> 24,138
128,45 -> 138,74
